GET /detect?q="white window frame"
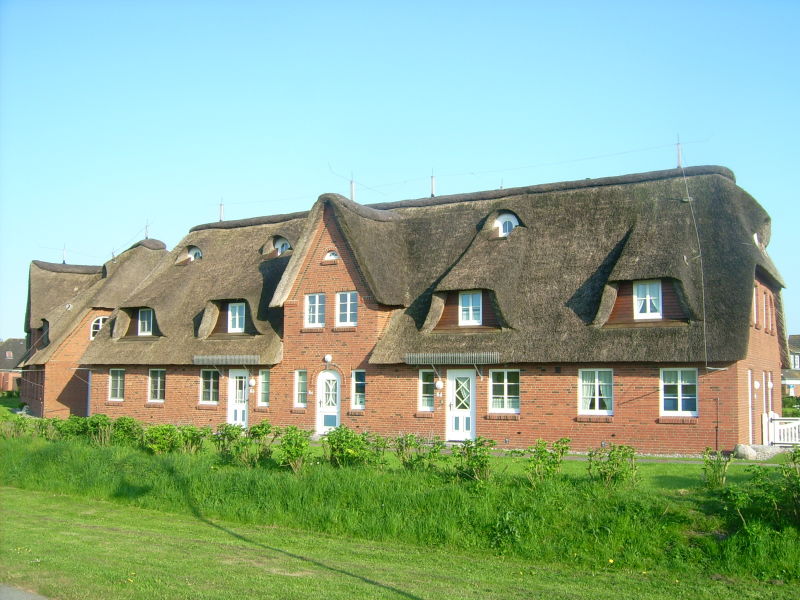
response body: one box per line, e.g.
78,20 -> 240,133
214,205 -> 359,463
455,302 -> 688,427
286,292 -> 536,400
488,369 -> 520,413
419,370 -> 435,411
763,291 -> 770,332
109,369 -> 125,401
228,302 -> 246,333
753,285 -> 759,326
148,369 -> 166,403
258,369 -> 270,407
324,250 -> 340,260
493,213 -> 519,237
792,353 -> 800,370
578,369 -> 614,416
458,291 -> 482,326
188,246 -> 202,261
336,291 -> 358,327
304,294 -> 325,328
274,237 -> 291,255
351,370 -> 366,409
294,370 -> 308,407
199,369 -> 219,404
138,308 -> 154,336
90,316 -> 108,340
660,368 -> 699,417
633,280 -> 662,320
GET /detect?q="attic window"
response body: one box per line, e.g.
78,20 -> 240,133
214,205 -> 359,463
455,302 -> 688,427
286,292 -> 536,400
633,280 -> 662,320
274,237 -> 291,256
494,213 -> 519,237
324,250 -> 340,261
138,308 -> 154,336
90,316 -> 109,340
188,246 -> 202,261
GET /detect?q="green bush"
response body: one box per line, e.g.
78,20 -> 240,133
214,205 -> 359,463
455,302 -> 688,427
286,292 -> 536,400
702,447 -> 733,488
323,425 -> 380,468
453,436 -> 495,481
213,423 -> 244,459
143,424 -> 182,454
0,414 -> 33,439
393,434 -> 447,471
248,421 -> 281,462
86,414 -> 113,446
33,418 -> 60,441
112,416 -> 144,447
524,438 -> 570,484
55,415 -> 88,440
178,425 -> 211,454
278,426 -> 311,473
587,443 -> 638,487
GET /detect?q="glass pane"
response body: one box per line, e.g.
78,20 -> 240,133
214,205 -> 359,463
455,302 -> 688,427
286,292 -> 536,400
662,370 -> 678,384
663,396 -> 678,411
507,371 -> 519,384
682,370 -> 697,384
682,396 -> 697,412
324,414 -> 337,427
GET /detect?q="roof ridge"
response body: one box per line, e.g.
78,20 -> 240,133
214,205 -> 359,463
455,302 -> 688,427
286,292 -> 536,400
31,260 -> 103,274
190,210 -> 309,232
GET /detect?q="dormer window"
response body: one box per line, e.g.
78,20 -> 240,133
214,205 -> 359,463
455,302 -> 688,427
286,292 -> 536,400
228,302 -> 245,333
459,291 -> 482,326
633,280 -> 662,320
324,250 -> 340,261
494,213 -> 520,237
138,308 -> 154,336
188,246 -> 202,261
274,237 -> 291,256
90,316 -> 108,340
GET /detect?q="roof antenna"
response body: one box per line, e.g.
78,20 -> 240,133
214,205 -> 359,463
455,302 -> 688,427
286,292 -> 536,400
500,178 -> 504,190
144,219 -> 149,239
219,198 -> 224,222
350,173 -> 355,202
62,243 -> 66,264
431,169 -> 436,198
676,134 -> 683,168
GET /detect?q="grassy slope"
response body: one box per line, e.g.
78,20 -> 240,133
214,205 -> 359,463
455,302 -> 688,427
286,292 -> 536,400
1,487 -> 796,600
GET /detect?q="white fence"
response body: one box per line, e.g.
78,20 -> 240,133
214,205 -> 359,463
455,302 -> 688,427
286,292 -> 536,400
769,415 -> 800,445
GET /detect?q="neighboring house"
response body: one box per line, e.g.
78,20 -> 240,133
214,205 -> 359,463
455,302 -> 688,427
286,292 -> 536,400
24,166 -> 788,452
782,335 -> 800,398
19,240 -> 168,417
0,338 -> 25,392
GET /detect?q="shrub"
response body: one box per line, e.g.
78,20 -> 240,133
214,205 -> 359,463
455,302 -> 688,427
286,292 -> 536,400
0,414 -> 33,439
86,414 -> 113,446
213,423 -> 245,458
587,443 -> 638,487
323,425 -> 375,468
524,438 -> 571,484
55,415 -> 88,440
112,416 -> 144,447
278,426 -> 312,473
393,434 -> 447,471
248,421 -> 281,461
702,447 -> 733,488
178,425 -> 212,454
143,424 -> 182,454
33,417 -> 61,441
453,437 -> 495,481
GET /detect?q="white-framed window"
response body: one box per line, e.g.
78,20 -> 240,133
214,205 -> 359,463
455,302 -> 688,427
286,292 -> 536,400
336,291 -> 358,327
489,370 -> 520,413
188,245 -> 202,260
109,369 -> 125,401
149,369 -> 166,402
753,285 -> 759,326
633,280 -> 662,320
90,316 -> 108,340
324,250 -> 340,260
763,292 -> 770,332
660,368 -> 698,416
458,291 -> 482,326
200,370 -> 219,403
579,369 -> 613,415
352,370 -> 366,408
295,370 -> 308,407
792,353 -> 800,370
493,213 -> 519,237
228,302 -> 245,333
138,308 -> 154,336
274,236 -> 291,255
305,294 -> 325,328
259,369 -> 270,406
419,370 -> 435,411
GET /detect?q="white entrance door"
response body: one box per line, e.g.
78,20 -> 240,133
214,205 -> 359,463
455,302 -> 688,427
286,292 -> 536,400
446,369 -> 476,441
316,370 -> 341,435
227,369 -> 249,427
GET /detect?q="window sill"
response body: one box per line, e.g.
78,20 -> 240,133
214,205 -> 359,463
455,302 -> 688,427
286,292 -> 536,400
432,326 -> 502,333
575,415 -> 613,423
657,416 -> 698,424
290,408 -> 307,414
119,336 -> 160,342
105,400 -> 124,405
300,328 -> 324,333
414,411 -> 434,418
145,402 -> 164,408
196,403 -> 219,410
254,406 -> 270,413
320,260 -> 338,266
347,409 -> 365,416
333,327 -> 357,332
207,333 -> 253,340
484,413 -> 520,421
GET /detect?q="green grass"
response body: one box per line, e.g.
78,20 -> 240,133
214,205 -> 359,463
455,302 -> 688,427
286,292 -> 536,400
0,392 -> 22,412
2,486 -> 797,600
2,436 -> 799,584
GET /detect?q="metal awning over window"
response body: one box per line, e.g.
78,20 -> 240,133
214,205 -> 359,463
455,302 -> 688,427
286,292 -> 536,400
404,352 -> 500,365
193,355 -> 260,366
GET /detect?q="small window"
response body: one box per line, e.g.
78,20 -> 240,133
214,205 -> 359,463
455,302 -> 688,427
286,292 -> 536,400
259,369 -> 270,406
109,369 -> 125,401
633,281 -> 662,320
753,285 -> 759,326
305,294 -> 325,328
419,370 -> 435,411
493,213 -> 520,237
489,370 -> 520,413
274,237 -> 291,255
763,291 -> 770,332
579,369 -> 613,415
200,370 -> 219,403
352,370 -> 366,408
458,291 -> 482,326
90,316 -> 108,340
324,250 -> 340,260
228,302 -> 245,333
138,308 -> 154,336
188,246 -> 202,261
4,351 -> 12,359
661,368 -> 698,416
149,369 -> 166,402
336,291 -> 358,327
295,370 -> 308,407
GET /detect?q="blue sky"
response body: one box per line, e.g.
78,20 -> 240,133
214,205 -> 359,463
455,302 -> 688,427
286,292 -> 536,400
1,0 -> 798,341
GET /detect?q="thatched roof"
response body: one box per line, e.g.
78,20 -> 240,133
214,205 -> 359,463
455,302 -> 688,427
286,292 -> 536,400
82,217 -> 307,365
789,335 -> 800,353
0,338 -> 25,371
21,242 -> 168,367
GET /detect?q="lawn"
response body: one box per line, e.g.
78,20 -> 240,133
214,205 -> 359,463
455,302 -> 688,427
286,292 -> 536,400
1,486 -> 796,600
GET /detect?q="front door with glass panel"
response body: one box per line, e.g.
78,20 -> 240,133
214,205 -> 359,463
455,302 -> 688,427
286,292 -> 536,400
227,369 -> 249,427
446,369 -> 476,441
316,370 -> 341,435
